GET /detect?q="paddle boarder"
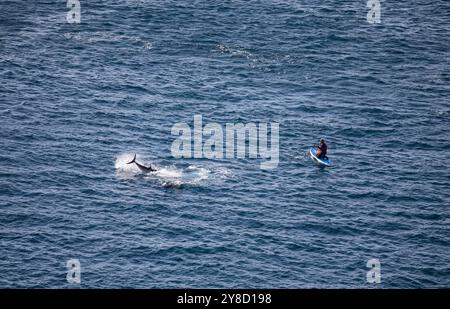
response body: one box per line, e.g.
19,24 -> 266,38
315,138 -> 328,160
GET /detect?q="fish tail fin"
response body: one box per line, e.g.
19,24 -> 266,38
127,154 -> 137,164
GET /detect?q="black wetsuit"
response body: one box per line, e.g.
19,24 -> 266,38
318,143 -> 327,159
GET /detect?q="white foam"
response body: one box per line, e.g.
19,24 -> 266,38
155,167 -> 183,178
114,153 -> 142,179
115,153 -> 234,187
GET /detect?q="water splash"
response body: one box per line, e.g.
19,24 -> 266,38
115,153 -> 142,178
115,153 -> 232,187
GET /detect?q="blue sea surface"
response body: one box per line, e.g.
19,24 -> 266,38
1,0 -> 449,288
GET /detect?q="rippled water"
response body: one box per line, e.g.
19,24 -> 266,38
1,0 -> 449,288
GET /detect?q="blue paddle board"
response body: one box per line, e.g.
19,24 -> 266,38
309,148 -> 331,167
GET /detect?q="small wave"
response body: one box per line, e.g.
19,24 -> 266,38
216,44 -> 254,59
435,110 -> 450,117
63,32 -> 152,50
216,44 -> 259,67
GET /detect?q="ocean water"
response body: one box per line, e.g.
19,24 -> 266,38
1,0 -> 449,288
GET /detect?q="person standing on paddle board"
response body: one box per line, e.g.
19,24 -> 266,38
315,138 -> 328,159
